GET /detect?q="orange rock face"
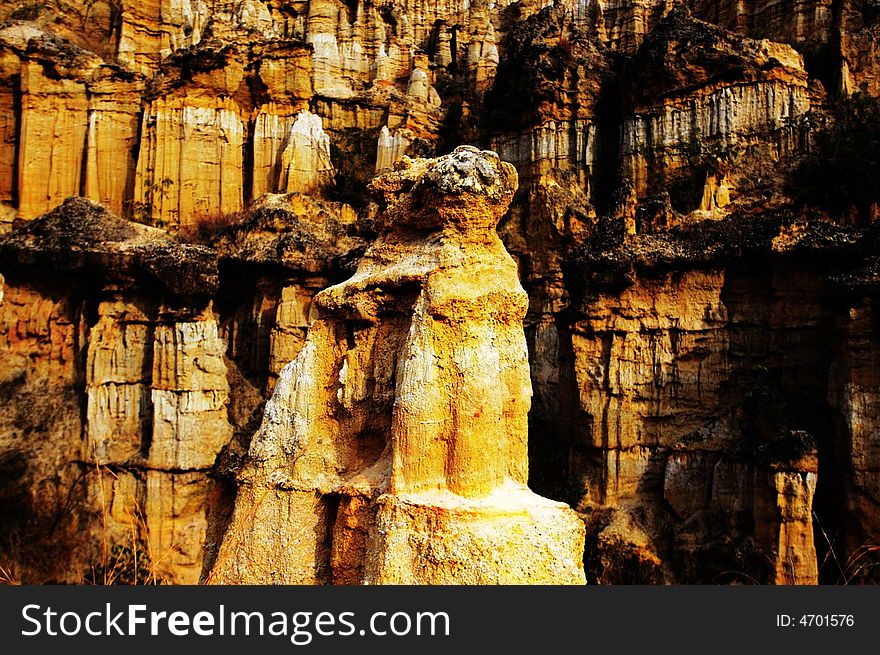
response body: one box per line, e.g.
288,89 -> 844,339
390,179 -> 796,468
1,1 -> 880,586
0,201 -> 230,583
208,147 -> 586,584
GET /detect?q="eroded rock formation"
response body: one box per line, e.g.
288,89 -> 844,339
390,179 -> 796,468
209,146 -> 585,584
1,0 -> 880,586
0,195 -> 365,583
0,198 -> 224,583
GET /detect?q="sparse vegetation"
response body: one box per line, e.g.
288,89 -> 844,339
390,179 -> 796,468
85,543 -> 160,586
789,92 -> 880,223
673,131 -> 741,183
178,211 -> 245,244
84,466 -> 166,586
130,177 -> 175,227
0,563 -> 19,585
0,462 -> 170,585
814,512 -> 880,584
842,543 -> 880,583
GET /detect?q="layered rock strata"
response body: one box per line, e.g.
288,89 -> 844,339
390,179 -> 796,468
535,212 -> 880,584
0,196 -> 365,583
1,2 -> 876,230
1,0 -> 880,586
0,198 -> 226,583
0,0 -> 509,229
618,8 -> 813,214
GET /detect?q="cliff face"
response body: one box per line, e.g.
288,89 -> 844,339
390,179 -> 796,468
0,198 -> 223,583
1,0 -> 880,585
0,195 -> 363,583
0,0 -> 503,229
565,234 -> 824,583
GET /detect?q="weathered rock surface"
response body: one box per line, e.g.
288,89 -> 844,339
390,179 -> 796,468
2,0 -> 880,586
0,0 -> 504,229
619,7 -> 813,214
0,274 -> 86,582
536,211 -> 880,584
0,186 -> 372,583
0,198 -> 218,296
0,26 -> 145,223
208,146 -> 586,584
214,192 -> 364,274
828,294 -> 880,579
135,96 -> 246,230
0,198 -> 229,583
0,1 -> 877,232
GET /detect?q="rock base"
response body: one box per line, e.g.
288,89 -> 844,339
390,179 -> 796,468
364,482 -> 586,585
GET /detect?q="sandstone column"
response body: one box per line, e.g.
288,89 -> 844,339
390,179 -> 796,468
209,146 -> 585,584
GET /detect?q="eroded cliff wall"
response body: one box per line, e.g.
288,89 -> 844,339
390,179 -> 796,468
1,0 -> 879,584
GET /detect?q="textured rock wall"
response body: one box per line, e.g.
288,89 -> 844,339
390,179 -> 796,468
0,0 -> 504,228
482,11 -> 843,584
840,2 -> 880,96
0,44 -> 19,215
0,0 -> 511,229
134,97 -> 246,229
0,25 -> 146,222
116,0 -> 211,74
17,59 -> 89,218
0,274 -> 90,582
828,297 -> 880,580
0,201 -> 252,582
0,193 -> 360,583
689,0 -> 835,47
2,1 -> 875,230
621,77 -> 811,211
560,265 -> 825,583
82,297 -> 232,583
84,72 -> 144,217
0,288 -> 232,584
1,0 -> 880,585
586,0 -> 674,52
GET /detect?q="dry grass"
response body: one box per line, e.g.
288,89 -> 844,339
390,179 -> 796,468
0,563 -> 19,585
814,510 -> 880,584
0,463 -> 183,585
177,211 -> 245,245
841,543 -> 880,583
81,465 -> 168,586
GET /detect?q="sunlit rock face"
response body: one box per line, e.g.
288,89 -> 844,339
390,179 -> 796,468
208,147 -> 586,585
2,0 -> 880,586
0,1 -> 877,231
0,199 -> 227,583
134,97 -> 246,230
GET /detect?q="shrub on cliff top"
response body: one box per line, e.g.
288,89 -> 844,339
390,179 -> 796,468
790,92 -> 880,224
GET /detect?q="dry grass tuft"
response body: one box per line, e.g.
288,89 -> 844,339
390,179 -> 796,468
177,211 -> 245,245
81,465 -> 169,586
